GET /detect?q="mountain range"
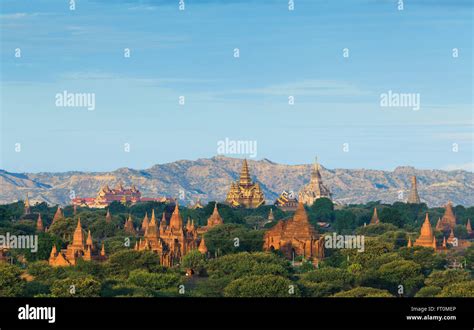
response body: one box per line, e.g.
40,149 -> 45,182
1,156 -> 473,207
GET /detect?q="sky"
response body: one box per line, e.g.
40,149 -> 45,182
0,0 -> 472,173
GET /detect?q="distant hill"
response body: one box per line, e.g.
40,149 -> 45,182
1,157 -> 473,207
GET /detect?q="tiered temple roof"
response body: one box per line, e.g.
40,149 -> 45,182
414,214 -> 436,249
225,159 -> 265,208
264,202 -> 324,265
436,202 -> 457,232
298,158 -> 332,206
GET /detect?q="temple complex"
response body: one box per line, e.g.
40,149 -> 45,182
298,158 -> 332,206
225,159 -> 265,208
413,214 -> 437,249
49,218 -> 106,267
435,202 -> 457,233
263,202 -> 325,265
135,203 -> 215,267
369,208 -> 380,225
72,183 -> 171,208
407,176 -> 421,204
274,190 -> 298,211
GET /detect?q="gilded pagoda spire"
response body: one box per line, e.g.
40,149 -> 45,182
298,157 -> 332,206
370,208 -> 380,225
407,236 -> 413,247
24,193 -> 31,215
239,159 -> 252,187
225,159 -> 265,208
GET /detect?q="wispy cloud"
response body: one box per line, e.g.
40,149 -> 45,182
227,80 -> 372,97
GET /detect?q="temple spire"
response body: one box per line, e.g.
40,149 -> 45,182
268,208 -> 274,221
407,176 -> 421,204
467,219 -> 472,235
36,213 -> 44,232
24,193 -> 31,215
141,212 -> 149,232
86,230 -> 93,248
105,209 -> 112,223
52,206 -> 63,224
239,159 -> 252,187
311,157 -> 322,183
370,208 -> 380,225
100,243 -> 106,257
72,218 -> 85,248
170,202 -> 183,231
198,237 -> 208,254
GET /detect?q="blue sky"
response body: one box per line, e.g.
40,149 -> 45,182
0,0 -> 472,172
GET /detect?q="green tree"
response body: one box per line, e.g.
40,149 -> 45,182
51,275 -> 101,297
181,250 -> 207,275
0,263 -> 25,296
224,275 -> 298,297
309,198 -> 334,222
415,286 -> 442,297
106,250 -> 164,276
332,287 -> 393,297
437,281 -> 474,297
425,269 -> 471,288
205,224 -> 263,255
380,208 -> 403,227
378,260 -> 424,296
127,269 -> 182,293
